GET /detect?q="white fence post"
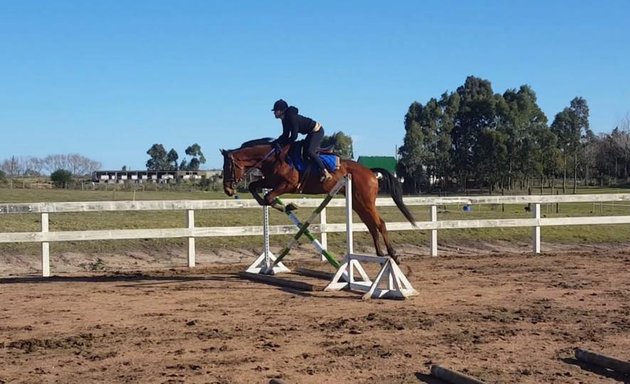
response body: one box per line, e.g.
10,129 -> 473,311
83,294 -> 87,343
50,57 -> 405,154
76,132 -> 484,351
186,209 -> 195,267
533,203 -> 541,254
41,212 -> 50,277
430,205 -> 438,257
320,207 -> 328,261
345,175 -> 353,255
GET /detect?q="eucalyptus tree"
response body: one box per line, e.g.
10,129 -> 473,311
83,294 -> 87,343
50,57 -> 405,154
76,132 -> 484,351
416,98 -> 442,187
146,144 -> 170,171
166,149 -> 179,171
475,129 -> 508,193
398,102 -> 428,194
593,132 -> 624,183
551,97 -> 592,193
611,116 -> 630,179
533,125 -> 562,192
321,131 -> 354,159
451,76 -> 499,191
183,143 -> 207,171
496,85 -> 549,189
434,92 -> 457,190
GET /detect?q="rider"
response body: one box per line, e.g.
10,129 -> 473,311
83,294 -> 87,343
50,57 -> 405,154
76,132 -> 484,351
272,99 -> 332,182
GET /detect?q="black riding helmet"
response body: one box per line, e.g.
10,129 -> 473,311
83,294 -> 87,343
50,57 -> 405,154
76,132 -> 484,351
272,99 -> 288,112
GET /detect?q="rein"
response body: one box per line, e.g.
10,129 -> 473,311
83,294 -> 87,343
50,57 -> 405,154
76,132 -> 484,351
227,147 -> 277,184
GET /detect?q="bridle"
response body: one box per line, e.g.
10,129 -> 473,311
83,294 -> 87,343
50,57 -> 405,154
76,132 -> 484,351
223,147 -> 278,185
223,152 -> 242,184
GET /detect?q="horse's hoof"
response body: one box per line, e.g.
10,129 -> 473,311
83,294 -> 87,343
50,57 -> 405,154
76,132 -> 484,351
392,255 -> 402,265
285,203 -> 298,212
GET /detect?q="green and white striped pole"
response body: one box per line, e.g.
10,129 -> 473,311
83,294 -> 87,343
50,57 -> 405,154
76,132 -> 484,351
274,197 -> 340,269
267,177 -> 346,273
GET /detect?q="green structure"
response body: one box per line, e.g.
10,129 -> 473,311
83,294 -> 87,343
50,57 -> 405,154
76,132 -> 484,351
357,156 -> 397,174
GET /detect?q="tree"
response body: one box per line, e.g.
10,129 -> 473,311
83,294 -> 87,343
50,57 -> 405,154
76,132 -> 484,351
50,169 -> 73,188
0,156 -> 20,177
321,132 -> 354,159
0,155 -> 98,176
183,143 -> 206,171
496,85 -> 549,190
613,114 -> 630,179
42,154 -> 101,176
397,102 -> 428,194
146,144 -> 169,171
532,125 -> 561,192
475,129 -> 508,193
433,92 -> 457,190
167,149 -> 179,171
451,76 -> 499,190
593,132 -> 622,184
551,97 -> 591,193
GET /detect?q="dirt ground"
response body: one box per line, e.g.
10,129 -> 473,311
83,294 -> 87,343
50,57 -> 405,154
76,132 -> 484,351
1,244 -> 629,384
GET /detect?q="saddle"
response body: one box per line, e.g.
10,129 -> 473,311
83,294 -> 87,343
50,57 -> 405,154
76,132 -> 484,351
286,140 -> 340,174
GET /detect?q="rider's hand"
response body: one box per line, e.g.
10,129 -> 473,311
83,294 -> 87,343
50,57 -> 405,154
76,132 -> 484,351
272,139 -> 282,152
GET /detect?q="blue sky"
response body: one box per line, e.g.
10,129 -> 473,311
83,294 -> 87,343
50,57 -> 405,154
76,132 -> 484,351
1,1 -> 629,171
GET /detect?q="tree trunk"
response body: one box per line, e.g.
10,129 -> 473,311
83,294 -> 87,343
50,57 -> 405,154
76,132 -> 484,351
573,151 -> 578,194
563,155 -> 567,194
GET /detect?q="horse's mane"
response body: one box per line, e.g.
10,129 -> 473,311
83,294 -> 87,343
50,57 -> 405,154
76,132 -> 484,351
239,137 -> 274,149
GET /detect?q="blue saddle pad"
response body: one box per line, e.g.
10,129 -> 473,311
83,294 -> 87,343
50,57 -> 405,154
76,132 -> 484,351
287,142 -> 338,173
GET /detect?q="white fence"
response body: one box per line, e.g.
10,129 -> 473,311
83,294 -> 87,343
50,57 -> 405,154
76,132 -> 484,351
2,193 -> 630,277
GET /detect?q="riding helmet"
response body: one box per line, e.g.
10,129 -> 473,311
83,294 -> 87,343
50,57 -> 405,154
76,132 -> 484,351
272,99 -> 289,112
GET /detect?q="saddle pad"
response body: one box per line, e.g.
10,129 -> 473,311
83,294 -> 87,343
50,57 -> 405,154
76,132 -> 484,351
287,142 -> 339,173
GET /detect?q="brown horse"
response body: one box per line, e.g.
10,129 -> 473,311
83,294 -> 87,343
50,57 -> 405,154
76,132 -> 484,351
220,139 -> 416,261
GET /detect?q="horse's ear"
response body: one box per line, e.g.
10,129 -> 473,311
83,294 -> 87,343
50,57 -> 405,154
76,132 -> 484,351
220,149 -> 226,156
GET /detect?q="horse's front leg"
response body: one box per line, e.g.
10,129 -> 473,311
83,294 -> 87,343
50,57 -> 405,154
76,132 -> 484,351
248,180 -> 270,206
263,183 -> 297,212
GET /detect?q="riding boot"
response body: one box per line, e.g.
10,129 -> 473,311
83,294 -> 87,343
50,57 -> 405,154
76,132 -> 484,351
320,169 -> 332,182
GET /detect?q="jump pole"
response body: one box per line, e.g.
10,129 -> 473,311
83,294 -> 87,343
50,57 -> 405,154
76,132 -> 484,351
265,177 -> 346,274
575,348 -> 630,374
274,197 -> 340,269
430,365 -> 486,384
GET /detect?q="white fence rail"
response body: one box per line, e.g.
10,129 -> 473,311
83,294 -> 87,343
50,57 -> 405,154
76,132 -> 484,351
2,194 -> 630,277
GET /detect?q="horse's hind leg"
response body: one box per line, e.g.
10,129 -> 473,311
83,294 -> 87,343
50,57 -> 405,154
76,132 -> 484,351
376,216 -> 397,260
354,206 -> 386,256
350,181 -> 399,261
355,207 -> 400,264
369,209 -> 397,260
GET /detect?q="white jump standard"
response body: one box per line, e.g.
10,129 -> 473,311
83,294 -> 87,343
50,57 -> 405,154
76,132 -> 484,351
246,197 -> 290,274
323,175 -> 418,300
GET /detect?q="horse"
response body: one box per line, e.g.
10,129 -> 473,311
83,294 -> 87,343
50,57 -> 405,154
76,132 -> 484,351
220,138 -> 417,262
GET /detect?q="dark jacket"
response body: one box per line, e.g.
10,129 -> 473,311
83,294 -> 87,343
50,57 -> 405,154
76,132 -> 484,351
277,106 -> 317,144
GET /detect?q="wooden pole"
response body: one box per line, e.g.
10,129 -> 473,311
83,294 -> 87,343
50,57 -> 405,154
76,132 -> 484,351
274,197 -> 340,269
430,365 -> 486,384
575,348 -> 630,374
269,178 -> 346,270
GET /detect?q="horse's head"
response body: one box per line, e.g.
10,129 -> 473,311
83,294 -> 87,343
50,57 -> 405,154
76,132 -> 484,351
220,141 -> 282,196
220,148 -> 245,197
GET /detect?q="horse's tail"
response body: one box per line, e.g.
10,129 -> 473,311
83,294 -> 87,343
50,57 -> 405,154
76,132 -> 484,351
371,168 -> 417,227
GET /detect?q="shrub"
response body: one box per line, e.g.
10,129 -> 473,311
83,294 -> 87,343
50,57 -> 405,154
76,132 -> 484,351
50,169 -> 73,188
